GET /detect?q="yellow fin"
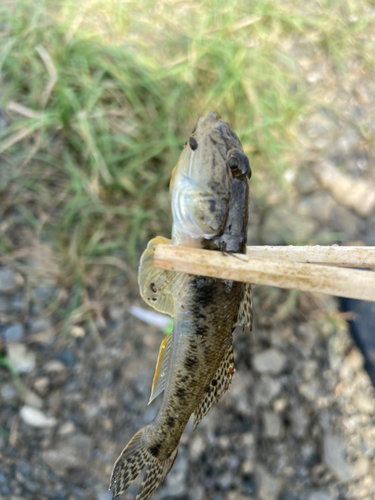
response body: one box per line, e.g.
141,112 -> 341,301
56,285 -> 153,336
193,343 -> 235,430
236,282 -> 253,331
149,333 -> 173,404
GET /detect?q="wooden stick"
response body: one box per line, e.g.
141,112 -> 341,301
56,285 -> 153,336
154,245 -> 375,302
246,245 -> 375,268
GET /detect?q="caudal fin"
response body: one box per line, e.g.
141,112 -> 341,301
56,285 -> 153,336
110,426 -> 178,500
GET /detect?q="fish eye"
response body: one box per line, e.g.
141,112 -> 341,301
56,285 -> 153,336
227,150 -> 251,178
228,157 -> 239,170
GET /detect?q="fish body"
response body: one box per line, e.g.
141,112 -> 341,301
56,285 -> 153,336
110,112 -> 252,500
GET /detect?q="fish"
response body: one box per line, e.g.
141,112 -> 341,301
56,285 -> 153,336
110,112 -> 253,500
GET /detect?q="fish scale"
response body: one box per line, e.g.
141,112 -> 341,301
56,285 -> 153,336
110,112 -> 252,500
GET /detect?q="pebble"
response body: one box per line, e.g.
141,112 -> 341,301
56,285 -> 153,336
323,434 -> 353,481
58,421 -> 76,436
188,485 -> 205,500
253,349 -> 287,375
1,384 -> 18,402
24,390 -> 43,409
33,377 -> 50,393
20,406 -> 57,428
6,343 -> 36,374
96,490 -> 112,500
254,464 -> 281,500
290,407 -> 309,439
0,267 -> 23,294
70,325 -> 86,338
189,434 -> 205,460
262,411 -> 284,438
163,469 -> 186,497
353,392 -> 375,414
29,317 -> 53,333
44,360 -> 66,372
3,323 -> 25,343
56,349 -> 76,367
352,456 -> 370,479
307,493 -> 333,500
42,433 -> 93,474
254,376 -> 282,406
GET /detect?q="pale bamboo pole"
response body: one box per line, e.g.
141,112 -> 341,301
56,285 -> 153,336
246,245 -> 375,268
153,245 -> 375,302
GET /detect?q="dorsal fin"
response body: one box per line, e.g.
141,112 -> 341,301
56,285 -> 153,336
139,236 -> 188,317
236,282 -> 253,331
148,333 -> 173,404
193,343 -> 235,430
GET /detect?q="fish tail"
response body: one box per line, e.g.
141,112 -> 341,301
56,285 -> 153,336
110,426 -> 178,500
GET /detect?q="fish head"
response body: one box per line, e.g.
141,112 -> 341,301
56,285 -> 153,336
170,112 -> 251,246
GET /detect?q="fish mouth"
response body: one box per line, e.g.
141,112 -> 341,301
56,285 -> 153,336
196,112 -> 221,134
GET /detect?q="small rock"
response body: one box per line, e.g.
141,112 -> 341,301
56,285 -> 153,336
0,267 -> 23,294
273,398 -> 288,413
24,390 -> 43,409
189,434 -> 205,460
262,411 -> 284,438
96,489 -> 112,500
33,377 -> 49,393
29,317 -> 53,333
56,349 -> 76,367
1,384 -> 18,402
323,434 -> 353,481
11,291 -> 24,311
290,407 -> 309,439
58,421 -> 76,436
70,325 -> 86,338
6,343 -> 36,374
188,485 -> 205,500
20,406 -> 57,428
241,459 -> 254,475
0,296 -> 11,313
163,469 -> 186,497
254,376 -> 281,406
353,392 -> 375,414
3,323 -> 25,343
217,471 -> 233,489
299,381 -> 320,401
44,360 -> 65,372
253,349 -> 287,375
42,433 -> 93,474
307,492 -> 333,500
254,464 -> 281,500
33,286 -> 56,301
352,456 -> 370,479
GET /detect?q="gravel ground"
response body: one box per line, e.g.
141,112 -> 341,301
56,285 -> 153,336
0,257 -> 374,500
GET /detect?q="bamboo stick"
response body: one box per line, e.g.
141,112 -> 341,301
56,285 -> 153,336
153,245 -> 375,302
246,245 -> 375,268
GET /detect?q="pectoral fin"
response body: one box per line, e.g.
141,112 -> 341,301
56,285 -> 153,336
193,343 -> 235,430
138,236 -> 188,317
148,333 -> 173,404
236,282 -> 253,331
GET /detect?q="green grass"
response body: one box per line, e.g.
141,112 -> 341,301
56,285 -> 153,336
1,0 -> 374,325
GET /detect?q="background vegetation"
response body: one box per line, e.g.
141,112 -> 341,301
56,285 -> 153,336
1,0 -> 374,326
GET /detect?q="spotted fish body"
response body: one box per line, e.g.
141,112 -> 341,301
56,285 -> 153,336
110,112 -> 252,500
